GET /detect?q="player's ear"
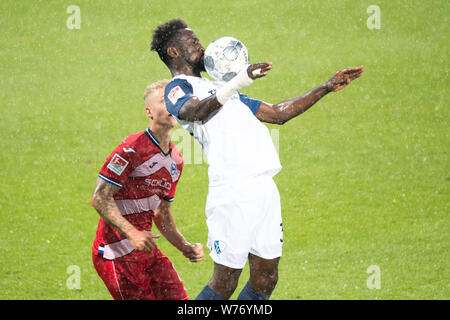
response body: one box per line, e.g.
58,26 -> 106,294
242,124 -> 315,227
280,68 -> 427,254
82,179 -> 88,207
145,105 -> 153,120
167,46 -> 180,59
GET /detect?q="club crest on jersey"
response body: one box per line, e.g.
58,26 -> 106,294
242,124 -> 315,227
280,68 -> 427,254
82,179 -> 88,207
107,153 -> 129,176
168,86 -> 185,105
170,162 -> 177,176
214,240 -> 226,254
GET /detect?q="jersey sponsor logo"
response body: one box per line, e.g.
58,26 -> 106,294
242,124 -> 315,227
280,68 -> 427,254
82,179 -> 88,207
148,161 -> 158,168
168,86 -> 185,105
144,177 -> 171,190
107,153 -> 129,176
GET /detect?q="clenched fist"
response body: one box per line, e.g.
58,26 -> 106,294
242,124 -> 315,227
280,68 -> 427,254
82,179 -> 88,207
128,229 -> 160,252
182,243 -> 204,262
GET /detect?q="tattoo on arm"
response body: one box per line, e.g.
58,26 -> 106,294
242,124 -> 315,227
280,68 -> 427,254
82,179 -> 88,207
91,178 -> 134,236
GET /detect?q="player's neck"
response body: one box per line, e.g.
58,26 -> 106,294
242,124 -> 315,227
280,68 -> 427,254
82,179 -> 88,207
149,123 -> 172,154
170,65 -> 201,78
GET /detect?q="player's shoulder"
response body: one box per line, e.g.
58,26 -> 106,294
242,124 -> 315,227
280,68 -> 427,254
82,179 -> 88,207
114,130 -> 156,156
119,130 -> 144,146
165,77 -> 194,106
165,75 -> 213,95
99,131 -> 148,183
166,77 -> 194,93
170,142 -> 184,166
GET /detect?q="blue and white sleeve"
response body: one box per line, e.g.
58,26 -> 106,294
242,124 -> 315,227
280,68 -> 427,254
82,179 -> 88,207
164,79 -> 194,117
238,92 -> 263,115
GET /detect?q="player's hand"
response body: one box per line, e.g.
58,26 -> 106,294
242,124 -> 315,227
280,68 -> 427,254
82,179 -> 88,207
182,243 -> 204,262
247,62 -> 272,80
128,229 -> 160,252
326,66 -> 364,92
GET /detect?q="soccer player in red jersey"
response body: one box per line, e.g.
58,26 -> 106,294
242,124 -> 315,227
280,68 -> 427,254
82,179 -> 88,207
90,79 -> 203,300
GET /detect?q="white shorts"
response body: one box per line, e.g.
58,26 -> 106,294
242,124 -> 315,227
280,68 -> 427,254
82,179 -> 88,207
205,175 -> 283,269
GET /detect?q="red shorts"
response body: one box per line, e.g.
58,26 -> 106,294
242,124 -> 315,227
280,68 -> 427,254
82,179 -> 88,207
92,247 -> 188,300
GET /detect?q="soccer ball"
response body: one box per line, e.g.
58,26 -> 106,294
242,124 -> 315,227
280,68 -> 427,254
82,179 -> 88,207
204,37 -> 249,82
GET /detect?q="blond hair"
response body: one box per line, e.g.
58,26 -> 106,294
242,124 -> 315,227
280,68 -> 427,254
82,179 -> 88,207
144,79 -> 170,107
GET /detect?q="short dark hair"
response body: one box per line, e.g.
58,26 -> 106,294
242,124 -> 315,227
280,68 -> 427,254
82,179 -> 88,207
150,19 -> 188,66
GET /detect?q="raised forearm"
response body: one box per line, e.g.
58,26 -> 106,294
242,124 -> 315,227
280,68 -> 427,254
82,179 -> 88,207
258,66 -> 364,125
272,82 -> 331,124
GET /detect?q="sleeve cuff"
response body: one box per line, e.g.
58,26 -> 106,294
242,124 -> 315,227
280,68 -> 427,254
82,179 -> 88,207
163,196 -> 174,202
98,174 -> 123,188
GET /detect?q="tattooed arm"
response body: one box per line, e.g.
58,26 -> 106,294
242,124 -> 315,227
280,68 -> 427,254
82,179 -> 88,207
90,178 -> 160,251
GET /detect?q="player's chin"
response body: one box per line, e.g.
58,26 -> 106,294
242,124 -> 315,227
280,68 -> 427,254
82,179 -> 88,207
168,114 -> 178,126
199,60 -> 206,72
156,116 -> 177,128
196,55 -> 206,72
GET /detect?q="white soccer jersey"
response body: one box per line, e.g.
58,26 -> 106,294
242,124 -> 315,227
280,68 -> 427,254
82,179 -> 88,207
165,75 -> 281,186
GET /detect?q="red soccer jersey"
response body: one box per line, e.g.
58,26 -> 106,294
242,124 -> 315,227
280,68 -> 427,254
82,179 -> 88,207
92,128 -> 183,260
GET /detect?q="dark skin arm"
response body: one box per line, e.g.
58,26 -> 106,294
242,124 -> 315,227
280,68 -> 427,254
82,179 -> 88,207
178,63 -> 272,122
90,178 -> 160,251
255,66 -> 364,124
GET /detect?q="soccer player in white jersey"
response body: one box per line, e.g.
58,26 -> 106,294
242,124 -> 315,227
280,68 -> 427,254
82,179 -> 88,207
150,19 -> 363,300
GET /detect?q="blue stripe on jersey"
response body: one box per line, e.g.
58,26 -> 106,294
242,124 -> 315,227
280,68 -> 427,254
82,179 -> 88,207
145,127 -> 160,146
98,174 -> 123,188
238,92 -> 263,115
165,78 -> 194,117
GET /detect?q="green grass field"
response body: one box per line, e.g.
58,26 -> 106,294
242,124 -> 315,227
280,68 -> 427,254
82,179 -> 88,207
0,0 -> 448,300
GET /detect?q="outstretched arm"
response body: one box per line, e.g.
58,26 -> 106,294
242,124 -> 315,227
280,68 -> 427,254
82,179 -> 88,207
255,66 -> 364,124
153,200 -> 204,262
90,178 -> 160,251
